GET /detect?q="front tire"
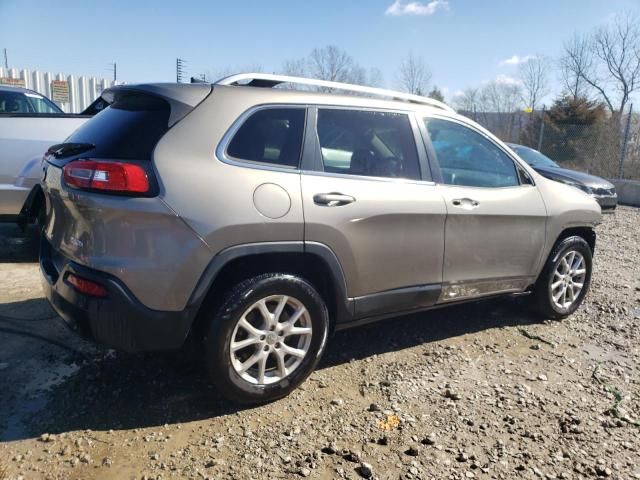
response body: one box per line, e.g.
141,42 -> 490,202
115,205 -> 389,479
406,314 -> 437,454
531,236 -> 593,319
203,273 -> 330,404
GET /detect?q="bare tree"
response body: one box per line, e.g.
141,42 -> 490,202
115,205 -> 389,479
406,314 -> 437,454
281,45 -> 381,90
281,58 -> 307,77
307,45 -> 363,84
519,56 -> 549,111
480,81 -> 523,113
559,34 -> 592,100
366,67 -> 384,88
477,81 -> 523,139
397,51 -> 431,95
592,13 -> 640,115
452,87 -> 480,112
561,12 -> 640,116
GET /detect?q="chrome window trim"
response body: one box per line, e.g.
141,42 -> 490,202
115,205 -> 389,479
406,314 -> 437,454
215,103 -> 309,174
421,113 -> 538,188
435,183 -> 533,191
301,168 -> 437,186
313,104 -> 414,114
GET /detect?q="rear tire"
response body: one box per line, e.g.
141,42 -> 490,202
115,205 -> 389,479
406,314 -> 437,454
530,236 -> 592,320
203,273 -> 329,404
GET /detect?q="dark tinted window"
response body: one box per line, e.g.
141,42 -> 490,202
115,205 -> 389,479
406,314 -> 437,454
317,109 -> 420,180
227,108 -> 305,168
63,93 -> 170,160
425,118 -> 519,187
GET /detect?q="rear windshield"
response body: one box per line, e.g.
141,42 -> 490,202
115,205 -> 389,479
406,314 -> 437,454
64,93 -> 170,160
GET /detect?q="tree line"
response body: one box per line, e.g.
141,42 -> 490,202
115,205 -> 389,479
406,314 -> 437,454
209,11 -> 640,120
455,11 -> 640,119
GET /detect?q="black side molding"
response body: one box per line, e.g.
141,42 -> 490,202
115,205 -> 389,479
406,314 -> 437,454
354,284 -> 441,318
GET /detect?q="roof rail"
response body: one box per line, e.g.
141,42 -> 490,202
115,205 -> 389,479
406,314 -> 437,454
215,73 -> 455,113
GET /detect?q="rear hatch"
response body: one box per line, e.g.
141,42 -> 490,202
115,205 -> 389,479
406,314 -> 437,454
40,84 -> 213,310
45,83 -> 213,168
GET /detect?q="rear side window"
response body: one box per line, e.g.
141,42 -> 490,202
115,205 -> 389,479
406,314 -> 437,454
227,108 -> 305,168
317,109 -> 420,180
425,118 -> 519,188
64,93 -> 170,160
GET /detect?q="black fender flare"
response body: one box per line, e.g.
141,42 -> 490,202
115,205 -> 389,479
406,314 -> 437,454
186,241 -> 354,325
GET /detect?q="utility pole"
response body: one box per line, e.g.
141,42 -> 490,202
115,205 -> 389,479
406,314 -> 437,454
108,63 -> 117,82
537,105 -> 546,152
3,48 -> 8,69
176,58 -> 185,83
618,103 -> 633,180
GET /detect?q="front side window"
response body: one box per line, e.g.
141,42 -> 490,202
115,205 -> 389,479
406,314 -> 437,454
227,108 -> 305,168
317,109 -> 420,180
425,118 -> 519,188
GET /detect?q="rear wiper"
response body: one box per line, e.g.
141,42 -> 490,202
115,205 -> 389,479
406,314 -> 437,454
47,142 -> 96,159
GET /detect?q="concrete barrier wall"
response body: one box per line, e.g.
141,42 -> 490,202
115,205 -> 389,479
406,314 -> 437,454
610,179 -> 640,207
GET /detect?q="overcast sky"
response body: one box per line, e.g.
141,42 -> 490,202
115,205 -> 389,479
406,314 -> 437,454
2,0 -> 638,102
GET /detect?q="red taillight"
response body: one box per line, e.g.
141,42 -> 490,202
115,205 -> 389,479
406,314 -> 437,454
66,273 -> 108,297
63,159 -> 149,194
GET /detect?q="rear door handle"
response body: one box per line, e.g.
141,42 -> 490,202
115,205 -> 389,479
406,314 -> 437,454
452,198 -> 480,209
313,193 -> 356,207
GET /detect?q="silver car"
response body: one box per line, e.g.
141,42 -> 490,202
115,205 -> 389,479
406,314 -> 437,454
0,85 -> 90,226
40,74 -> 601,403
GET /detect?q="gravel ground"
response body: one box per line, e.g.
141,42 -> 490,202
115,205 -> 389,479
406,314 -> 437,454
1,207 -> 639,480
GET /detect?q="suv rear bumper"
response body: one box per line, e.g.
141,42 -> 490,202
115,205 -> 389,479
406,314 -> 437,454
40,235 -> 194,352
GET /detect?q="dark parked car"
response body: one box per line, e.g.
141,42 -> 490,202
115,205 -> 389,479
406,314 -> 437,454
507,143 -> 617,212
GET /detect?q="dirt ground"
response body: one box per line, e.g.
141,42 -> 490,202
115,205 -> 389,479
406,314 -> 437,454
1,208 -> 639,480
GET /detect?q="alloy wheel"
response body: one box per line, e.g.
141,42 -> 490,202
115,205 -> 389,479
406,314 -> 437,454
229,295 -> 313,385
550,250 -> 587,311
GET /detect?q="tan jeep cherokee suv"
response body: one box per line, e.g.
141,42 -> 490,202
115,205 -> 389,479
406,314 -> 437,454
40,74 -> 601,403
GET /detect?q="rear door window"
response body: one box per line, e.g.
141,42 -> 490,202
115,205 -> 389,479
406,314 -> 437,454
227,108 -> 306,168
317,109 -> 421,180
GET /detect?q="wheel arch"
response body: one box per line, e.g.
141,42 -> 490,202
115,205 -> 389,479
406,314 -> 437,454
531,224 -> 596,289
555,226 -> 596,254
530,226 -> 595,319
187,242 -> 354,340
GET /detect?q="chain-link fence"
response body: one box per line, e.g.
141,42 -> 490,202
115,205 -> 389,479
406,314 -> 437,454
460,107 -> 640,181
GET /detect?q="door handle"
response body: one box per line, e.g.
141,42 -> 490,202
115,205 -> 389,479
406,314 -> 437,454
452,198 -> 480,209
313,193 -> 356,206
